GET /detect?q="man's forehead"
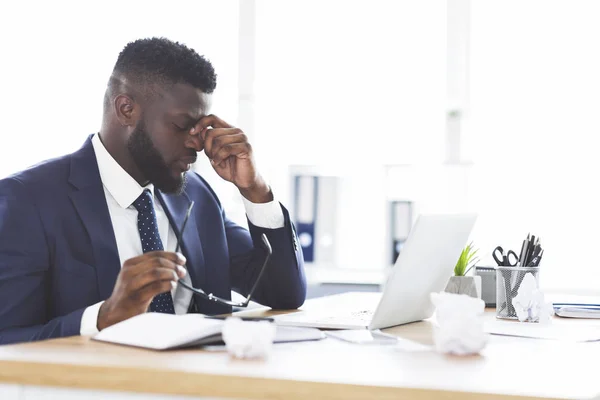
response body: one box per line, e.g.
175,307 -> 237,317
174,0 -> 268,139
157,83 -> 212,119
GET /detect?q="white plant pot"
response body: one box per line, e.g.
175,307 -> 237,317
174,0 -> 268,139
444,276 -> 482,299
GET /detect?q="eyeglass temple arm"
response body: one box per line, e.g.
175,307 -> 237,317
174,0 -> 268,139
175,199 -> 195,254
175,203 -> 272,308
242,234 -> 273,306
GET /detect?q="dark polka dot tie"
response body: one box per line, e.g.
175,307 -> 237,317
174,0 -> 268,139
132,189 -> 175,314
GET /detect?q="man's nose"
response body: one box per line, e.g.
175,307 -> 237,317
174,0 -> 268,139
185,132 -> 203,152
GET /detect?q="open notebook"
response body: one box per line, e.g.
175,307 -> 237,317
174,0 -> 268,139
92,313 -> 324,350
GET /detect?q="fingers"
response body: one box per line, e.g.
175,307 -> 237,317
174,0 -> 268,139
190,114 -> 232,137
123,251 -> 186,269
103,253 -> 190,328
133,280 -> 177,305
197,114 -> 233,130
203,130 -> 248,161
188,114 -> 257,179
126,264 -> 185,293
119,252 -> 188,305
189,115 -> 252,166
121,252 -> 186,282
211,142 -> 252,167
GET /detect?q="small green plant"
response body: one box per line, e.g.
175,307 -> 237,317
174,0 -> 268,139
454,242 -> 479,276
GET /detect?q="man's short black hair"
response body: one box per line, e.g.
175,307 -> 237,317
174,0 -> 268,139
106,37 -> 217,107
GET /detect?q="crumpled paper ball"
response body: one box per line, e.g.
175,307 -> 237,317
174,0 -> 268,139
512,273 -> 554,323
221,317 -> 276,359
430,291 -> 488,356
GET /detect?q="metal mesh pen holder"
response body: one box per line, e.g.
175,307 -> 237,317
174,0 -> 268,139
495,266 -> 540,320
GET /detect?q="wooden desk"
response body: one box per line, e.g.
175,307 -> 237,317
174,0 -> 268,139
0,293 -> 599,400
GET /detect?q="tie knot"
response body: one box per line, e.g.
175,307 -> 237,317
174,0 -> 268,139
132,189 -> 154,212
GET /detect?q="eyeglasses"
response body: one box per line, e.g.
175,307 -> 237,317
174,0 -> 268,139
173,195 -> 272,308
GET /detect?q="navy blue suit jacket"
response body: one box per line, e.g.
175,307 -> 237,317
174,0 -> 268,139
0,136 -> 306,345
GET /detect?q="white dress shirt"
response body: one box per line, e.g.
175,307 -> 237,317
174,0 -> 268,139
80,133 -> 284,335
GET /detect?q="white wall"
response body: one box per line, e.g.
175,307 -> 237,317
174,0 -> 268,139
0,0 -> 239,178
0,0 -> 250,227
253,0 -> 448,270
463,0 -> 600,292
2,0 -> 599,293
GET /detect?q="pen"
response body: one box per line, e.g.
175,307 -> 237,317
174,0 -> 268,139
535,249 -> 543,266
530,243 -> 541,261
518,235 -> 529,266
514,234 -> 543,302
524,235 -> 536,266
528,249 -> 543,267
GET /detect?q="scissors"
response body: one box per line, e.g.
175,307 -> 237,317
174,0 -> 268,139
492,246 -> 519,267
493,245 -> 520,316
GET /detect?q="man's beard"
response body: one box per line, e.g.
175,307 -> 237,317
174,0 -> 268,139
127,120 -> 186,194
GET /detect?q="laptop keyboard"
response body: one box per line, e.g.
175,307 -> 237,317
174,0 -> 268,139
349,310 -> 374,321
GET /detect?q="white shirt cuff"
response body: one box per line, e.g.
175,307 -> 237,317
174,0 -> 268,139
241,195 -> 285,229
80,301 -> 104,336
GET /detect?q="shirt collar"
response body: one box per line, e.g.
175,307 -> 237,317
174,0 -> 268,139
91,133 -> 154,209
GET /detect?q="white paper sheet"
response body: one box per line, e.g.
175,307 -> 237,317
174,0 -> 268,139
324,329 -> 431,351
484,320 -> 600,342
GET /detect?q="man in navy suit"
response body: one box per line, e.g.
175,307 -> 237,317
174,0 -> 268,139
0,37 -> 306,344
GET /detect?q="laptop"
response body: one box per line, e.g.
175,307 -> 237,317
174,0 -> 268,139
275,213 -> 477,330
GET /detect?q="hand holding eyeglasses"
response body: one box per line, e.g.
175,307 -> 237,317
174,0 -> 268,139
98,194 -> 273,331
97,251 -> 187,331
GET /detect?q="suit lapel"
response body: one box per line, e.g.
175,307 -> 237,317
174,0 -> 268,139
156,191 -> 206,292
68,136 -> 121,300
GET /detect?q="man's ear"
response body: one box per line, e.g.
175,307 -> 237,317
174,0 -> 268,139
114,94 -> 140,127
